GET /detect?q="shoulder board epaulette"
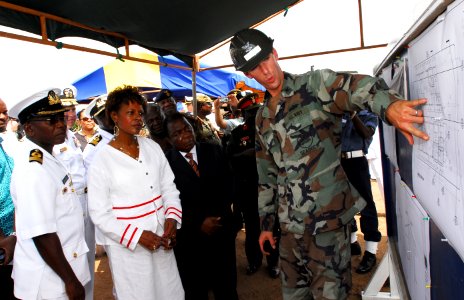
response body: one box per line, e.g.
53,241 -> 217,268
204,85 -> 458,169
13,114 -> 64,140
29,149 -> 43,164
89,135 -> 102,146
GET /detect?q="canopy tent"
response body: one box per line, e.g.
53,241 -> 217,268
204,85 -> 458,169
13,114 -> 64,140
0,0 -> 298,67
0,0 -> 436,86
0,0 -> 436,102
72,52 -> 264,100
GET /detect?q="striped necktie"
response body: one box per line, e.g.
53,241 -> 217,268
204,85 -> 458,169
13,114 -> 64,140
185,152 -> 200,177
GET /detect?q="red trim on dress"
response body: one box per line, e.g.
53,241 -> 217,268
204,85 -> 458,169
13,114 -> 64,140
127,227 -> 138,248
165,206 -> 182,215
116,205 -> 164,220
167,212 -> 182,220
113,195 -> 162,210
120,224 -> 131,244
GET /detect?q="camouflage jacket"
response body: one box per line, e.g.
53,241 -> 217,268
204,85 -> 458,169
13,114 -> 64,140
197,116 -> 222,146
255,69 -> 399,235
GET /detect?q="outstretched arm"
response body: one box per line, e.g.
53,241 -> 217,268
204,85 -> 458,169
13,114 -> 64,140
317,70 -> 430,145
385,98 -> 429,145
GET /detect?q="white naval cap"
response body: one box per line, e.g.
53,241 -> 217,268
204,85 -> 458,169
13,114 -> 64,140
9,88 -> 66,123
84,94 -> 108,118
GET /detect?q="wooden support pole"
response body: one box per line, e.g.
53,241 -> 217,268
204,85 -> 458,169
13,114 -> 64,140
358,0 -> 365,48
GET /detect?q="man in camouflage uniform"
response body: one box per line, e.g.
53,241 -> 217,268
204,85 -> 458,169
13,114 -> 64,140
194,93 -> 222,146
229,28 -> 429,299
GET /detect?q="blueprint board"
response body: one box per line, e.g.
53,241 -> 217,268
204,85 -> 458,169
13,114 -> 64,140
395,173 -> 431,300
408,0 -> 464,261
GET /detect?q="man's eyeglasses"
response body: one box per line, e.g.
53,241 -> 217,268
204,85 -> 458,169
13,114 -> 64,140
80,117 -> 93,122
28,115 -> 66,125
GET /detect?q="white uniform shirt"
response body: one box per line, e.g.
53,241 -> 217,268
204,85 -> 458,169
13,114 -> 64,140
53,130 -> 86,192
82,129 -> 113,170
11,138 -> 90,299
87,136 -> 182,250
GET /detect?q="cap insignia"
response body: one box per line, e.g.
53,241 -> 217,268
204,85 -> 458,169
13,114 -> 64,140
48,90 -> 61,105
63,88 -> 74,99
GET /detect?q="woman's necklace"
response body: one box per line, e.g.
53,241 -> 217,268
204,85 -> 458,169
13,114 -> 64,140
113,138 -> 139,160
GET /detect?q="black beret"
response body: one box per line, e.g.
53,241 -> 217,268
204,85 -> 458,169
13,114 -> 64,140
154,89 -> 174,103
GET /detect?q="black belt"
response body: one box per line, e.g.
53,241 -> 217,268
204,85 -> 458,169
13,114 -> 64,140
341,150 -> 364,159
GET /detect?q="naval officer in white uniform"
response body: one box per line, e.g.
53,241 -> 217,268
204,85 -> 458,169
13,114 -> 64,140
9,88 -> 90,300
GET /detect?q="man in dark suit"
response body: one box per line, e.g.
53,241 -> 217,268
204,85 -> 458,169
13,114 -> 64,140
164,113 -> 238,300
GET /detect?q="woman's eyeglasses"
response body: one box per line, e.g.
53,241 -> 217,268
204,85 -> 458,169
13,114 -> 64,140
80,117 -> 93,122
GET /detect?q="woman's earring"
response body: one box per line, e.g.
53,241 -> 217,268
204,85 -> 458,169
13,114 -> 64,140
114,123 -> 120,137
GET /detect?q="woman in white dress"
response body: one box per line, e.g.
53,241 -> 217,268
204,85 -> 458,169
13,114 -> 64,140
87,85 -> 184,300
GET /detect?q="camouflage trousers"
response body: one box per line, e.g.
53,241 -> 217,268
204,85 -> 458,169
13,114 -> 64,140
280,225 -> 351,300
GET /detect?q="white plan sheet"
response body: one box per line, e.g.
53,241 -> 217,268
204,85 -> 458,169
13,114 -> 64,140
395,173 -> 431,300
409,0 -> 464,261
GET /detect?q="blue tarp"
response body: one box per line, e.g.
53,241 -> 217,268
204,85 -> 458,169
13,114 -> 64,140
73,55 -> 264,100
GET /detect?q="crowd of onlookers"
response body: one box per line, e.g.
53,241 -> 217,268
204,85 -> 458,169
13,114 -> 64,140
0,86 -> 278,300
1,27 -> 430,300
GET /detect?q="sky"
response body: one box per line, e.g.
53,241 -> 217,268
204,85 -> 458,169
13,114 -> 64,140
0,0 -> 433,107
200,0 -> 433,73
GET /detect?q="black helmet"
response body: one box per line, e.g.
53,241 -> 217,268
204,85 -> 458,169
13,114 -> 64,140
229,29 -> 274,72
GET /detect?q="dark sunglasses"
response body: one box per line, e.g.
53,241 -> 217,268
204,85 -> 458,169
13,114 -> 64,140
80,117 -> 93,122
28,114 -> 66,125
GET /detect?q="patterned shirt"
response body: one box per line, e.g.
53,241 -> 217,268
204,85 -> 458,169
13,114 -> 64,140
255,69 -> 399,235
0,136 -> 14,236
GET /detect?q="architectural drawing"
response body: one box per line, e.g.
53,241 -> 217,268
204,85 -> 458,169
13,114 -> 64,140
409,1 -> 464,261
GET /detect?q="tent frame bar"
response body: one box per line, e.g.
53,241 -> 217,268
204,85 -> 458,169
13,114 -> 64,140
200,43 -> 388,72
0,0 -> 193,71
374,0 -> 454,75
1,0 -> 389,73
199,0 -> 387,71
198,0 -> 305,60
0,30 -> 190,71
